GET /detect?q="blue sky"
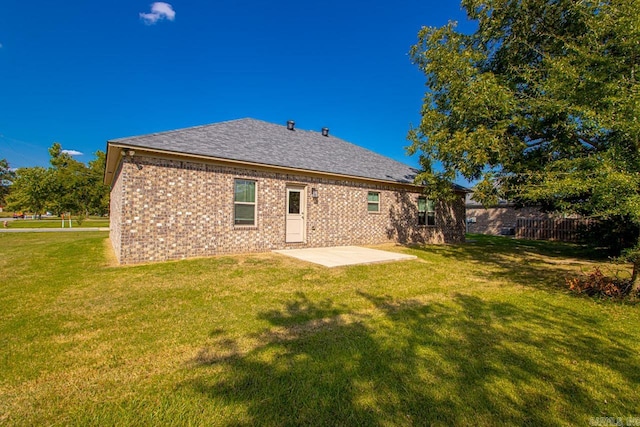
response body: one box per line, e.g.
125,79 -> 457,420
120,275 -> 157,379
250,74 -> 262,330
0,1 -> 473,175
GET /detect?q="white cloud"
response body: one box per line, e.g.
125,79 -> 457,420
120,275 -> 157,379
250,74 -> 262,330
140,2 -> 175,25
62,150 -> 83,156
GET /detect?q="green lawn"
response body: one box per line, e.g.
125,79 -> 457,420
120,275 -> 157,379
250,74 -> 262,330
3,217 -> 109,229
1,233 -> 638,426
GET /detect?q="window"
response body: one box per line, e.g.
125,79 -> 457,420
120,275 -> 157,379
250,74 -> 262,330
418,197 -> 435,226
367,192 -> 380,212
288,190 -> 301,214
234,179 -> 256,226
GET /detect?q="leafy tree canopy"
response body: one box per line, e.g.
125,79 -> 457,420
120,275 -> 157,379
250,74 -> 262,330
0,158 -> 16,206
408,0 -> 640,286
5,144 -> 110,216
408,0 -> 639,212
5,166 -> 52,215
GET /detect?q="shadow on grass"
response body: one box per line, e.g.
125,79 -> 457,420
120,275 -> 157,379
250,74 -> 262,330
465,233 -> 611,261
408,234 -> 622,293
185,291 -> 639,426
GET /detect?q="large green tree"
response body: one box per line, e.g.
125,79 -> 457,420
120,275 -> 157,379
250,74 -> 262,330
408,0 -> 640,288
46,143 -> 109,216
5,167 -> 52,216
85,150 -> 109,215
0,158 -> 15,206
87,151 -> 110,216
47,142 -> 92,216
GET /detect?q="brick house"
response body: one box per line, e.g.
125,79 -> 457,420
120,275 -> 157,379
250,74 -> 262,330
465,193 -> 587,240
465,194 -> 551,236
104,118 -> 467,264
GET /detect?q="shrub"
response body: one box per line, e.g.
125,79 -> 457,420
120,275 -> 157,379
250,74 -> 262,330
578,216 -> 639,256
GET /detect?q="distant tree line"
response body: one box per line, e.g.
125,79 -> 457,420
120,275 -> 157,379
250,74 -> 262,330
1,143 -> 110,217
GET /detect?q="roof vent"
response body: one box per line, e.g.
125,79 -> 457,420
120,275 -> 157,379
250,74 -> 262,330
321,127 -> 329,137
286,120 -> 295,131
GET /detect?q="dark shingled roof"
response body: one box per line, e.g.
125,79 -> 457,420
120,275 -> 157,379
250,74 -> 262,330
109,118 -> 419,184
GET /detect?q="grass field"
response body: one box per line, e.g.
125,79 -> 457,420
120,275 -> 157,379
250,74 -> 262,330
1,233 -> 638,426
2,217 -> 109,229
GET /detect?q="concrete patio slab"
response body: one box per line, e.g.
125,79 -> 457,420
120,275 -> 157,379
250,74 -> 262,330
273,246 -> 417,268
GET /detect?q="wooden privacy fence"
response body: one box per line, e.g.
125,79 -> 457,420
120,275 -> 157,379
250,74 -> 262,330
515,218 -> 593,242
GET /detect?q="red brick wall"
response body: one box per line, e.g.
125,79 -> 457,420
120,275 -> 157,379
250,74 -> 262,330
110,155 -> 466,264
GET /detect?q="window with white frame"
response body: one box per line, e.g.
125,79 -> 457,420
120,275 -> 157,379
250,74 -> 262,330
234,179 -> 256,226
418,197 -> 435,226
367,191 -> 380,212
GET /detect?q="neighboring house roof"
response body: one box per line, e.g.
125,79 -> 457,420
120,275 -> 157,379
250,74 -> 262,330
465,192 -> 512,208
106,118 -> 468,191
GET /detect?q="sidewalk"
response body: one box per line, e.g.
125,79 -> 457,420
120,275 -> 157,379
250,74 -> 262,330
0,227 -> 109,233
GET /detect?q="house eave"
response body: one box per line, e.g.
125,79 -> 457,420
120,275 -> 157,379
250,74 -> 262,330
104,142 -> 450,192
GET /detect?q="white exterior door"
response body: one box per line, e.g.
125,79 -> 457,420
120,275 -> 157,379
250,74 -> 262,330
285,187 -> 305,243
